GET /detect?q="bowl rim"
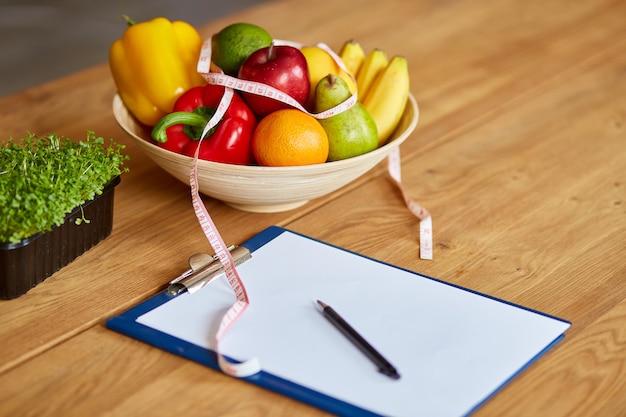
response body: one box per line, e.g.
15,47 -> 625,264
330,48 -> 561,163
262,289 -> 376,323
113,93 -> 419,172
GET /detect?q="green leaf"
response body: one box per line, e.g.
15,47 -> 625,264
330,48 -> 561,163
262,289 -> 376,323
0,131 -> 129,243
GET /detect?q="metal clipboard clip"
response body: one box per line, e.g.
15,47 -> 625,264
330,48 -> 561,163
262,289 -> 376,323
167,245 -> 251,296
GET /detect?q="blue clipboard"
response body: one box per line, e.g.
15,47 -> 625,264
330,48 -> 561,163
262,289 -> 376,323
106,226 -> 571,417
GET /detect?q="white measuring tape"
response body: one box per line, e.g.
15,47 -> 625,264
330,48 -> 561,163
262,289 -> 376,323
387,147 -> 433,260
188,37 -> 433,378
198,39 -> 357,120
188,90 -> 260,377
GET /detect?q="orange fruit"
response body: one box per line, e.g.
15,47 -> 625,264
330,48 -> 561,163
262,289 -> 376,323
252,109 -> 329,166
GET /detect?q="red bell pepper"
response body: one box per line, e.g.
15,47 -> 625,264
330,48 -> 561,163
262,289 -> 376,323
151,84 -> 257,165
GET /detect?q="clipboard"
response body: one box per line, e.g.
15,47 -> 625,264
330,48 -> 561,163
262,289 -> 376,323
106,226 -> 571,417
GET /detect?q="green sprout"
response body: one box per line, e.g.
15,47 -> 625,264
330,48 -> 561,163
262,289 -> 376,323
0,131 -> 129,243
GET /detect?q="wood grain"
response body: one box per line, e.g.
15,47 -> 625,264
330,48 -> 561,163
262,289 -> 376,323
1,0 -> 625,415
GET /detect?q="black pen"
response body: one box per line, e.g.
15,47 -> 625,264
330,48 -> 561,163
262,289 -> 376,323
316,300 -> 400,380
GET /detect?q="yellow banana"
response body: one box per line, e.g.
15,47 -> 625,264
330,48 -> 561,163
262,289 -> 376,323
362,55 -> 410,147
339,39 -> 365,78
356,48 -> 388,99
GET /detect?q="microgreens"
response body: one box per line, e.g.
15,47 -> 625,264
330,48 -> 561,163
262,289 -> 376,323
0,131 -> 129,243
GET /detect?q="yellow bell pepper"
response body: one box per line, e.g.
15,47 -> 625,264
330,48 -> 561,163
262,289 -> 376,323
109,16 -> 206,126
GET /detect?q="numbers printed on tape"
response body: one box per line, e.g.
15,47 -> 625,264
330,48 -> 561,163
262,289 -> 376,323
388,147 -> 433,260
190,134 -> 260,377
199,39 -> 357,120
202,72 -> 355,120
188,34 -> 434,378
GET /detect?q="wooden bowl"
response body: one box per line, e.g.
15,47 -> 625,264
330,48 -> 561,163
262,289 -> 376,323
112,93 -> 419,213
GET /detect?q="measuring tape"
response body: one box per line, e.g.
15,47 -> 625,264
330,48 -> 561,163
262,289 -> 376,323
188,37 -> 433,378
188,93 -> 260,377
387,147 -> 433,260
198,40 -> 357,120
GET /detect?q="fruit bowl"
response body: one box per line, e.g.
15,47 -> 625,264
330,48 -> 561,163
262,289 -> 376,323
112,93 -> 418,213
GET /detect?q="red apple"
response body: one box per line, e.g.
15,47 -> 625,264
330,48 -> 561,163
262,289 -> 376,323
238,43 -> 310,116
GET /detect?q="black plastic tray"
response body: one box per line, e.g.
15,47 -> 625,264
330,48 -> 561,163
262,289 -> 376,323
0,176 -> 121,299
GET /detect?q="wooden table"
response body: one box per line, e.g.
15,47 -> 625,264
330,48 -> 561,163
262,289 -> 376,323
1,0 -> 624,415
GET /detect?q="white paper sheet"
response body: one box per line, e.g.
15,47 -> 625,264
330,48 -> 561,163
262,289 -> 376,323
137,230 -> 570,417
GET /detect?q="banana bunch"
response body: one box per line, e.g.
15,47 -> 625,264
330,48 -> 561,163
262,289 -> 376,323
339,40 -> 410,147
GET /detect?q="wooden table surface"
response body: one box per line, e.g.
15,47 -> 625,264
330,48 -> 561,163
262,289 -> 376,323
1,0 -> 625,415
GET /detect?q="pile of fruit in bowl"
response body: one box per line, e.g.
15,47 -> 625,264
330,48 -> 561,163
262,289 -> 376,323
111,19 -> 419,212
